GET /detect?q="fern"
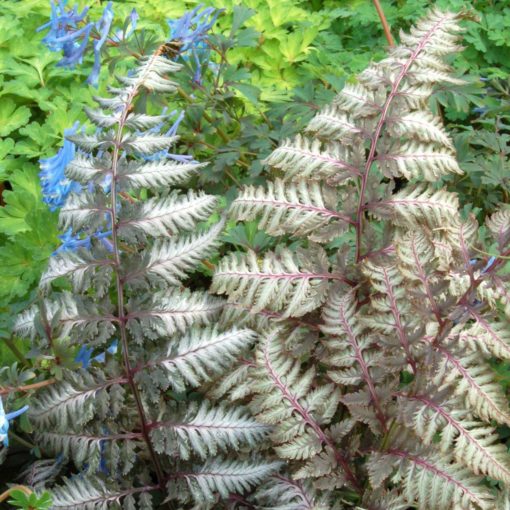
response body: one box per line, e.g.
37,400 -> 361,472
212,8 -> 510,509
15,48 -> 278,508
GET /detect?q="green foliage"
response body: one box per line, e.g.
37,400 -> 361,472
0,2 -> 91,350
7,490 -> 52,510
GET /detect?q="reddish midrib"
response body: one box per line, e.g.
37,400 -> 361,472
355,12 -> 454,261
386,448 -> 487,505
397,392 -> 510,479
262,339 -> 361,492
336,303 -> 387,431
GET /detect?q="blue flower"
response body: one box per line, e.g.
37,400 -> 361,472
37,1 -> 90,56
88,2 -> 114,87
54,227 -> 113,255
168,5 -> 219,52
94,340 -> 118,363
54,228 -> 91,254
0,398 -> 29,447
75,340 -> 118,368
167,5 -> 221,84
75,345 -> 93,368
143,110 -> 196,163
94,229 -> 114,252
472,106 -> 489,115
38,1 -> 115,87
482,256 -> 497,274
39,122 -> 82,211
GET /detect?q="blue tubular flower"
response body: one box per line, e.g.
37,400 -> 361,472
94,229 -> 113,252
54,227 -> 114,254
38,1 -> 115,87
39,122 -> 82,211
143,110 -> 195,163
75,340 -> 118,368
167,5 -> 219,52
38,1 -> 91,67
88,2 -> 114,87
167,5 -> 221,84
53,228 -> 91,254
472,106 -> 489,115
167,110 -> 185,136
75,345 -> 93,368
94,340 -> 118,363
482,256 -> 497,274
0,398 -> 29,447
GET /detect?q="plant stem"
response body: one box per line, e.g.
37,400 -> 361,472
372,0 -> 395,47
8,431 -> 35,450
0,378 -> 56,396
355,14 -> 450,261
3,337 -> 28,367
0,485 -> 32,503
379,418 -> 396,451
109,45 -> 167,493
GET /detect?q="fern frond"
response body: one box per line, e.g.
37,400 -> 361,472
372,448 -> 494,510
255,476 -> 330,510
369,185 -> 459,229
377,142 -> 462,181
231,179 -> 350,242
66,132 -> 115,152
51,476 -> 155,509
462,316 -> 510,360
174,459 -> 281,504
212,247 -> 338,318
321,287 -> 387,431
20,459 -> 63,490
152,327 -> 255,391
264,135 -> 361,182
126,290 -> 224,340
84,107 -> 121,128
487,208 -> 510,248
334,83 -> 380,117
119,191 -> 217,239
65,154 -> 109,184
119,160 -> 205,190
388,111 -> 454,148
306,105 -> 366,142
434,344 -> 510,425
361,260 -> 418,368
29,370 -> 125,429
398,9 -> 464,57
40,250 -> 113,294
14,293 -> 116,345
124,112 -> 170,130
59,192 -> 110,232
120,54 -> 181,92
36,429 -> 139,475
397,391 -> 510,484
150,401 -> 270,460
251,329 -> 341,464
121,132 -> 178,155
24,40 -> 272,508
125,221 -> 223,287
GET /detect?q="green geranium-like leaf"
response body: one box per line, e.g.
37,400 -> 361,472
0,99 -> 31,137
